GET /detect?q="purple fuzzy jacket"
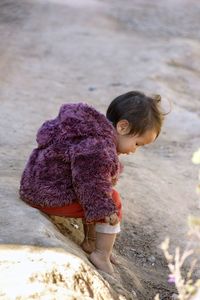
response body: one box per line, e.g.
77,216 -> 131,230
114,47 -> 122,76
19,103 -> 122,222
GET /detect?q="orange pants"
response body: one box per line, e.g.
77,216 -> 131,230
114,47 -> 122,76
31,189 -> 122,222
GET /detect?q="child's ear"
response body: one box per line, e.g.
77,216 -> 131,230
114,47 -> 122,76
116,119 -> 130,135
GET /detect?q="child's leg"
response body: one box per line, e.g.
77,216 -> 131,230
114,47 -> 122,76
81,220 -> 96,253
89,231 -> 117,275
81,221 -> 119,265
89,223 -> 120,275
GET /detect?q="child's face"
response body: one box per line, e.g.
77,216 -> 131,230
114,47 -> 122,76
116,120 -> 157,155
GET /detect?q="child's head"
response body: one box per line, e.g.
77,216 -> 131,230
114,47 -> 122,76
106,91 -> 165,155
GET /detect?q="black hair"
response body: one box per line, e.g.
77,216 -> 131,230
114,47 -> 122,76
106,91 -> 165,137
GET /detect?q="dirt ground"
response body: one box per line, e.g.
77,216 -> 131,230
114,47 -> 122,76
0,0 -> 200,299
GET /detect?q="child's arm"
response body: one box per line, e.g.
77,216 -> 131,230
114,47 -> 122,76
70,137 -> 119,223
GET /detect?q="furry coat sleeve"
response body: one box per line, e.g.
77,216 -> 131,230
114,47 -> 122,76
70,137 -> 119,222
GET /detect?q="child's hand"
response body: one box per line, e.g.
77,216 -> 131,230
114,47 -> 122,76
104,213 -> 119,226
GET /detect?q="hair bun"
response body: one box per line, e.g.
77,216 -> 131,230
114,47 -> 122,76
153,94 -> 161,103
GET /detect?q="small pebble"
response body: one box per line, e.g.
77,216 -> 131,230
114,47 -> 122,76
138,253 -> 144,258
171,293 -> 179,300
131,289 -> 137,296
148,255 -> 156,263
88,86 -> 96,91
71,223 -> 79,229
130,248 -> 136,252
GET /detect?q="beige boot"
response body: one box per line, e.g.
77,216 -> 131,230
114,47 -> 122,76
89,232 -> 117,275
81,220 -> 96,254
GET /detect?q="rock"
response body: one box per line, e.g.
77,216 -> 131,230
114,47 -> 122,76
171,293 -> 179,300
132,289 -> 137,297
148,255 -> 156,263
0,0 -> 200,299
137,253 -> 145,258
0,245 -> 132,300
88,86 -> 96,91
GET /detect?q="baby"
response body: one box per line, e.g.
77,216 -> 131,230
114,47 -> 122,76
19,91 -> 165,276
